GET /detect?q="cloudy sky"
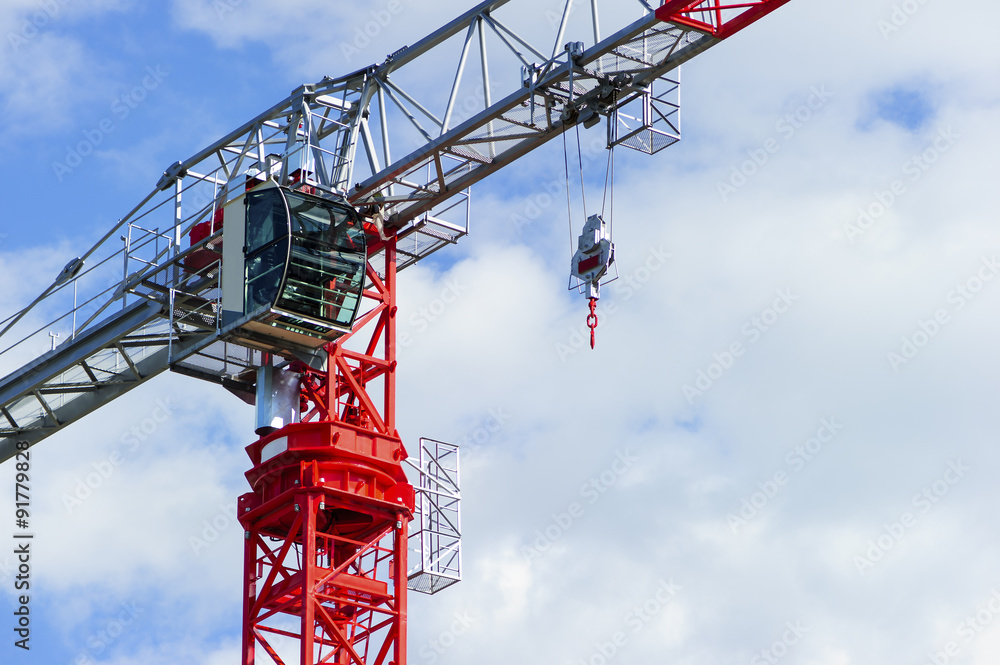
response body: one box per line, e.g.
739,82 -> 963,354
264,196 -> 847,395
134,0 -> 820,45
3,0 -> 1000,664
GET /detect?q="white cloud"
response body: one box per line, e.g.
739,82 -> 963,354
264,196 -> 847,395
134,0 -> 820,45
5,0 -> 1000,663
170,0 -> 473,78
0,1 -> 132,141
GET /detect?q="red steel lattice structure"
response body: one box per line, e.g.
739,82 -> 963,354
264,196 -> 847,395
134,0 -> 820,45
0,0 -> 802,663
228,2 -> 795,662
238,237 -> 415,665
656,0 -> 792,39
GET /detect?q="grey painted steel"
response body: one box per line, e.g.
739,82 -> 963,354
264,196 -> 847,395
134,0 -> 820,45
350,17 -> 713,224
0,325 -> 218,463
0,0 -> 723,459
0,300 -> 162,407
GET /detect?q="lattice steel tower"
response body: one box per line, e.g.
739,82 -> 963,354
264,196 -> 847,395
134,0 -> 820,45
0,2 -> 791,663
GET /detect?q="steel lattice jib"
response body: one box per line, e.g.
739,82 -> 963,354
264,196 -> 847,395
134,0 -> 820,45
217,180 -> 367,360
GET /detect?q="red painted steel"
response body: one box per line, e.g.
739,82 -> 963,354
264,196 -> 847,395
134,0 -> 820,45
233,0 -> 794,658
586,298 -> 598,349
655,0 -> 791,40
239,235 -> 413,665
577,254 -> 602,275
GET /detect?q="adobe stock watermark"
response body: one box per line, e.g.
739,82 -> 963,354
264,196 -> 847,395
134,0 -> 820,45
71,601 -> 143,665
417,611 -> 476,664
60,397 -> 174,513
924,588 -> 1000,665
453,407 -> 512,461
7,0 -> 73,53
878,0 -> 933,40
886,256 -> 998,372
717,84 -> 833,202
844,126 -> 959,243
510,135 -> 606,234
556,244 -> 672,363
574,579 -> 681,665
750,620 -> 810,665
52,65 -> 170,182
0,554 -> 15,585
727,417 -> 844,534
189,501 -> 240,555
340,0 -> 409,63
520,450 -> 638,562
447,82 -> 508,128
396,82 -> 509,159
399,277 -> 466,349
853,459 -> 969,575
682,289 -> 798,403
214,0 -> 244,20
543,0 -> 585,28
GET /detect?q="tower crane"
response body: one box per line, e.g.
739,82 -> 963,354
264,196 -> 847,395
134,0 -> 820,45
0,1 -> 791,663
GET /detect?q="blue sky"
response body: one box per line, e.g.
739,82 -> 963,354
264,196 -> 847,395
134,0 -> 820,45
4,1 -> 1000,664
859,84 -> 936,132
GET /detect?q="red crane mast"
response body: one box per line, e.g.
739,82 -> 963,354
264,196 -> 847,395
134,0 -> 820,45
0,2 -> 792,664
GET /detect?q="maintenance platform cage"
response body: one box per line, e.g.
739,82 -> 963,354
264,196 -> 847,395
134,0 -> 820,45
406,438 -> 462,595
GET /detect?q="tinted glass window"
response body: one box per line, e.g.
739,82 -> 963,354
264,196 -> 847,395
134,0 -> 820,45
245,189 -> 288,254
275,192 -> 366,331
244,188 -> 290,315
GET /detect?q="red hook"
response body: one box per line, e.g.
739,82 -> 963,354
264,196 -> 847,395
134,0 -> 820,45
586,297 -> 598,349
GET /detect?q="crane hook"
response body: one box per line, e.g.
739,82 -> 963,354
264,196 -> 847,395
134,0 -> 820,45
570,214 -> 613,351
586,297 -> 598,349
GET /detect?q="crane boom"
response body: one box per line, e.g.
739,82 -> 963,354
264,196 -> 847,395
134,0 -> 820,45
0,0 -> 788,463
0,2 -> 794,663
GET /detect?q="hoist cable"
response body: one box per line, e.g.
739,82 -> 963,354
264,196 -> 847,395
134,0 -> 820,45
608,146 -> 615,238
601,147 -> 611,217
563,131 -> 575,258
575,125 -> 588,219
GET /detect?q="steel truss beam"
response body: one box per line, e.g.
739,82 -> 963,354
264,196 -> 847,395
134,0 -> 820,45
0,256 -> 259,462
655,0 -> 792,39
0,299 -> 216,463
240,489 -> 408,665
0,4 -> 797,665
0,0 -> 788,460
296,237 -> 398,436
238,239 -> 413,665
